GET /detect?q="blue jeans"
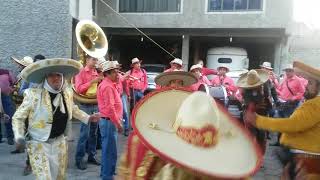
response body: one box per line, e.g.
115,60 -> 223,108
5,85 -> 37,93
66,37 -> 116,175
0,94 -> 15,140
99,118 -> 117,180
121,94 -> 130,130
75,104 -> 98,162
130,89 -> 144,111
279,104 -> 298,118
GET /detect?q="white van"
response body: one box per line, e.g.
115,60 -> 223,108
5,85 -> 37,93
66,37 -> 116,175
206,47 -> 249,82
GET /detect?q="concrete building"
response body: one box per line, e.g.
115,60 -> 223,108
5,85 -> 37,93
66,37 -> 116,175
95,0 -> 295,73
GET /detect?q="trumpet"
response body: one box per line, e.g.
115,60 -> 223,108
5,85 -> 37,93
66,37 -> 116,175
118,71 -> 140,81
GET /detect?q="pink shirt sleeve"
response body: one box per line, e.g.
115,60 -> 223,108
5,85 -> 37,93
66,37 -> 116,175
75,71 -> 92,94
292,79 -> 305,101
142,70 -> 148,91
103,87 -> 121,126
202,68 -> 218,76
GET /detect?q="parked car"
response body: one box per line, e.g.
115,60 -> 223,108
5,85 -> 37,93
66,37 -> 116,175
142,64 -> 166,94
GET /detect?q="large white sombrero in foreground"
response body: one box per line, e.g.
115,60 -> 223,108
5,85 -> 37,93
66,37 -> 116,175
155,70 -> 198,87
132,89 -> 262,179
20,58 -> 82,83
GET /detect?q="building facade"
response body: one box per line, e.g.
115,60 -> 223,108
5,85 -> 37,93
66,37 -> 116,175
96,0 -> 294,73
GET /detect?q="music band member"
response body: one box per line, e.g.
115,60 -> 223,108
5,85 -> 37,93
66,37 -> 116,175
127,58 -> 147,110
211,66 -> 237,97
245,61 -> 320,179
12,58 -> 100,179
197,59 -> 218,76
164,58 -> 183,72
188,64 -> 211,91
276,64 -> 305,118
97,61 -> 123,179
74,55 -> 103,170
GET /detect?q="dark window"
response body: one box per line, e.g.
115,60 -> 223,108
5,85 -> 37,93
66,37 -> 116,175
92,0 -> 96,16
218,58 -> 232,63
208,0 -> 262,12
119,0 -> 181,13
235,0 -> 247,10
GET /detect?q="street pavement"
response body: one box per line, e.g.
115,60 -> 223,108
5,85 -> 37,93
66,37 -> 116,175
0,121 -> 282,180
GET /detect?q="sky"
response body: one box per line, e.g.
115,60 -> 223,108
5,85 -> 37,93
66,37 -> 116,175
294,0 -> 320,29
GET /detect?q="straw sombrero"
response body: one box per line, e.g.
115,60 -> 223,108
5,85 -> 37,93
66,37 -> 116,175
132,89 -> 262,179
155,71 -> 197,87
237,69 -> 269,89
294,61 -> 320,81
20,58 -> 82,83
11,56 -> 33,67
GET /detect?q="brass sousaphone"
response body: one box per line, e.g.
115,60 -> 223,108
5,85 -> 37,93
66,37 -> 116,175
73,20 -> 108,104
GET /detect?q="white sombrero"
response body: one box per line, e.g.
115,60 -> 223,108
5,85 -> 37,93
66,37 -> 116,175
20,58 -> 82,83
237,69 -> 269,89
132,90 -> 262,179
155,70 -> 198,87
11,56 -> 34,67
260,62 -> 273,70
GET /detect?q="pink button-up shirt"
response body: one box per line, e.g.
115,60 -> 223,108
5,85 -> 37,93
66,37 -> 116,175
277,75 -> 305,101
201,67 -> 218,76
75,66 -> 99,94
97,77 -> 123,127
189,75 -> 211,91
127,68 -> 148,91
211,75 -> 237,96
0,69 -> 16,95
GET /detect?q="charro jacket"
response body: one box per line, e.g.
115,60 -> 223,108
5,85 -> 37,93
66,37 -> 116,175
12,86 -> 90,142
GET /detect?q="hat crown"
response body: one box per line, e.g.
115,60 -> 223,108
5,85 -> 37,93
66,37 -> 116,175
261,62 -> 272,68
131,57 -> 140,64
174,92 -> 220,147
283,64 -> 293,70
171,58 -> 183,66
101,61 -> 118,72
247,70 -> 261,85
22,56 -> 33,64
190,64 -> 202,71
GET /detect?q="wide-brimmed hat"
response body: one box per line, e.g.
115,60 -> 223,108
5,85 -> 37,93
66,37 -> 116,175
217,66 -> 230,72
170,58 -> 183,66
294,61 -> 320,81
260,62 -> 273,70
237,69 -> 269,89
189,64 -> 202,72
155,70 -> 198,87
282,64 -> 294,71
11,56 -> 34,67
132,90 -> 262,179
20,58 -> 82,83
101,61 -> 119,72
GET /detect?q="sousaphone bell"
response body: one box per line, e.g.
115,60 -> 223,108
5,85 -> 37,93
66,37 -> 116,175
72,20 -> 108,104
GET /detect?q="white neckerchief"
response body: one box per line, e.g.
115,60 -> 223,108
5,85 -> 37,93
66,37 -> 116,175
43,75 -> 66,114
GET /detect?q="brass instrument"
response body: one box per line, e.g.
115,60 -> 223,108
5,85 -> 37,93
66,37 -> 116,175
73,20 -> 108,104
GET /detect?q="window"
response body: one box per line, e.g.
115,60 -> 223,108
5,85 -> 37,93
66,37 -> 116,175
218,58 -> 232,63
208,0 -> 263,12
92,0 -> 96,16
119,0 -> 181,13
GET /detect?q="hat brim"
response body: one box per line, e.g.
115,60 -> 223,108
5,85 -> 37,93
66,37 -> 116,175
131,60 -> 142,65
155,71 -> 198,87
237,69 -> 269,89
132,88 -> 263,179
20,58 -> 82,83
11,57 -> 29,67
294,61 -> 320,81
260,65 -> 273,70
218,66 -> 230,72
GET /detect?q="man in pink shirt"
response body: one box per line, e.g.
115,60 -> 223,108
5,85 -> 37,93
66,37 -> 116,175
0,69 -> 16,145
127,58 -> 148,110
188,64 -> 211,91
74,55 -> 103,170
277,64 -> 305,118
164,58 -> 183,72
211,66 -> 237,97
197,60 -> 218,76
97,61 -> 123,180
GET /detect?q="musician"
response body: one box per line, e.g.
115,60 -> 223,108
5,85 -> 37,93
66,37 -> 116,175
211,66 -> 237,97
245,61 -> 320,179
74,54 -> 103,170
117,71 -> 198,180
97,61 -> 123,180
276,64 -> 305,118
188,64 -> 211,91
197,59 -> 218,76
127,58 -> 148,110
237,69 -> 279,154
0,67 -> 16,145
260,61 -> 279,88
12,58 -> 100,179
164,58 -> 183,72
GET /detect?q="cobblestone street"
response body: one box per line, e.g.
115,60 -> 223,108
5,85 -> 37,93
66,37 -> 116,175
0,122 -> 282,180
